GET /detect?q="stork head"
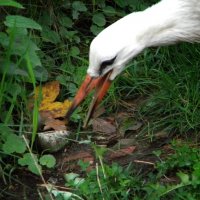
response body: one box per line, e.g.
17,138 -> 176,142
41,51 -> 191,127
66,13 -> 145,125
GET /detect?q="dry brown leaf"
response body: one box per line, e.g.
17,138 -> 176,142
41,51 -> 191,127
44,119 -> 67,131
92,118 -> 116,134
64,152 -> 94,163
30,81 -> 73,132
107,146 -> 136,160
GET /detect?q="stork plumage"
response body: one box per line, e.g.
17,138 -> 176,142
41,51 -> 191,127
66,0 -> 200,125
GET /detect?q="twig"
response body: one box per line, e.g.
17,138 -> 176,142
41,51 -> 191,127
133,159 -> 155,166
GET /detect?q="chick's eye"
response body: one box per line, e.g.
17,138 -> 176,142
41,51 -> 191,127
99,56 -> 117,75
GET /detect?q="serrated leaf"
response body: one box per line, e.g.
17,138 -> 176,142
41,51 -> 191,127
0,0 -> 24,8
72,1 -> 87,12
5,15 -> 42,30
39,154 -> 56,168
2,134 -> 26,154
18,153 -> 41,175
92,13 -> 106,27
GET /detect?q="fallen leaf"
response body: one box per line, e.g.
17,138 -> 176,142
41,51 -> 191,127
112,138 -> 137,150
92,118 -> 116,134
64,152 -> 94,163
40,100 -> 72,118
119,117 -> 142,137
43,119 -> 66,131
107,146 -> 136,160
34,81 -> 60,105
92,106 -> 106,118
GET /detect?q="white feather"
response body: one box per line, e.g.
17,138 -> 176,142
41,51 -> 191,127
87,0 -> 200,80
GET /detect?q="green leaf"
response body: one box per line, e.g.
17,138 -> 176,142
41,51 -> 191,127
7,27 -> 28,36
103,6 -> 116,17
33,66 -> 49,81
39,154 -> 56,168
5,15 -> 42,30
115,0 -> 128,8
0,124 -> 14,140
177,172 -> 190,184
92,13 -> 106,27
72,1 -> 87,12
70,46 -> 80,57
90,25 -> 103,36
72,10 -> 79,20
18,153 -> 42,175
0,32 -> 9,47
0,0 -> 24,8
2,134 -> 26,154
59,16 -> 73,28
38,11 -> 54,26
41,26 -> 60,44
64,173 -> 79,182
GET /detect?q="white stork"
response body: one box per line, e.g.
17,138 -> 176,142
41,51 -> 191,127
66,0 -> 200,125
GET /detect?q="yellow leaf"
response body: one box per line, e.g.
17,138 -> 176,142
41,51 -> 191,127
39,100 -> 72,118
34,81 -> 60,105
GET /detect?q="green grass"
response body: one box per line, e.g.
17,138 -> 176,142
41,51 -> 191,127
117,43 -> 200,134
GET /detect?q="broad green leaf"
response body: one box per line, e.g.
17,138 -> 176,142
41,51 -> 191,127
7,83 -> 21,96
10,36 -> 39,56
41,26 -> 60,44
0,0 -> 24,8
5,15 -> 42,30
90,25 -> 103,36
177,172 -> 190,184
7,27 -> 28,36
92,13 -> 106,27
72,1 -> 87,12
38,11 -> 54,26
0,32 -> 9,47
59,16 -> 73,28
0,124 -> 14,140
115,0 -> 128,8
64,173 -> 79,182
51,189 -> 73,200
70,46 -> 80,56
72,10 -> 79,20
39,154 -> 56,168
2,134 -> 26,154
103,6 -> 116,17
18,153 -> 41,175
29,50 -> 42,67
33,66 -> 49,81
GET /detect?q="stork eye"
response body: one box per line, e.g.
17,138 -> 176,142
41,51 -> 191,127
99,56 -> 117,75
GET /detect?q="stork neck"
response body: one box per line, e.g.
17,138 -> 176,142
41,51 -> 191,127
137,0 -> 200,47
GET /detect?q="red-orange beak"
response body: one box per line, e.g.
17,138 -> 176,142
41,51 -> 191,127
66,70 -> 112,127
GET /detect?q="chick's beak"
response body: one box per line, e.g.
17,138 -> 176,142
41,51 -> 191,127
66,70 -> 112,127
